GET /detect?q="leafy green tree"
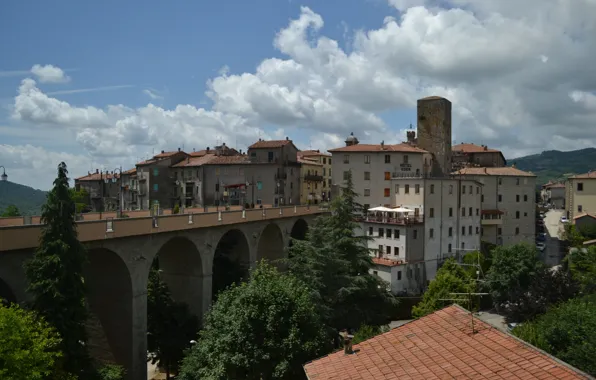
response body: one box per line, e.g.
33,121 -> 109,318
287,170 -> 397,339
486,243 -> 543,307
563,224 -> 586,248
173,204 -> 180,214
147,261 -> 199,379
178,262 -> 329,380
567,245 -> 596,294
513,294 -> 596,376
1,204 -> 21,217
412,259 -> 475,318
69,188 -> 89,214
24,162 -> 91,378
97,364 -> 126,380
462,250 -> 490,278
0,303 -> 63,380
351,324 -> 390,345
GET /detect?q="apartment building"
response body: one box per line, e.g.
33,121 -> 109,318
75,169 -> 122,212
297,157 -> 324,204
453,167 -> 536,246
298,150 -> 332,201
541,182 -> 565,209
120,168 -> 139,210
136,149 -> 188,210
566,171 -> 596,220
452,143 -> 506,171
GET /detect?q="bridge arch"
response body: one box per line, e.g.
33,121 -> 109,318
289,218 -> 309,247
212,229 -> 250,299
257,223 -> 285,269
153,237 -> 204,318
0,278 -> 17,306
85,248 -> 133,374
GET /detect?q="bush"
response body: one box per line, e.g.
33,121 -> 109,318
173,204 -> 180,214
97,364 -> 126,380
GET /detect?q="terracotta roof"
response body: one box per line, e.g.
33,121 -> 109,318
372,257 -> 405,267
573,212 -> 596,220
452,167 -> 536,177
171,154 -> 217,168
303,305 -> 590,380
298,158 -> 323,166
154,150 -> 187,158
136,158 -> 158,166
569,171 -> 596,179
206,155 -> 251,165
76,172 -> 119,181
452,143 -> 501,154
328,143 -> 428,153
249,139 -> 293,149
299,150 -> 331,157
122,168 -> 136,175
189,150 -> 209,157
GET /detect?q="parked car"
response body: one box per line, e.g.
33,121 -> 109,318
536,233 -> 546,242
536,242 -> 546,252
560,216 -> 570,224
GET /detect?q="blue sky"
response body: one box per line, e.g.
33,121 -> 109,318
1,0 -> 595,189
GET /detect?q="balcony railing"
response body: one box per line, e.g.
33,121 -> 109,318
391,172 -> 427,179
358,215 -> 424,225
304,174 -> 323,182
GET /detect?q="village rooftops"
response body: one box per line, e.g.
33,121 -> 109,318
298,149 -> 331,157
328,143 -> 428,153
303,304 -> 591,380
569,171 -> 596,179
76,170 -> 120,181
452,166 -> 536,177
248,138 -> 296,149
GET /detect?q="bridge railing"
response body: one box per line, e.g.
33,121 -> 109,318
0,205 -> 328,252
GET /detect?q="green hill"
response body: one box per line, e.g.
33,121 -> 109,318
510,148 -> 596,186
0,181 -> 47,216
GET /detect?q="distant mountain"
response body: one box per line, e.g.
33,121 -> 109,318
510,148 -> 596,186
0,181 -> 47,216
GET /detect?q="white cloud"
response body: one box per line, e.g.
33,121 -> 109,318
143,89 -> 164,100
30,64 -> 70,83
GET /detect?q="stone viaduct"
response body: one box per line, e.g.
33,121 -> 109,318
0,205 -> 326,380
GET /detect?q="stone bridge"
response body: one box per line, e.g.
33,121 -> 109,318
0,205 -> 326,380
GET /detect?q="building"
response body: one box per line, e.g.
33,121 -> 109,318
566,171 -> 596,220
541,181 -> 565,209
120,168 -> 139,211
416,96 -> 452,176
303,305 -> 591,380
75,169 -> 123,212
452,143 -> 507,170
297,157 -> 324,204
453,166 -> 537,246
298,150 -> 332,201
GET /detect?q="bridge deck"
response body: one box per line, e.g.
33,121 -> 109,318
0,205 -> 327,251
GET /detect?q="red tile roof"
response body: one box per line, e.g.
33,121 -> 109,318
453,167 -> 536,177
569,171 -> 596,179
76,172 -> 119,181
249,139 -> 293,149
206,155 -> 251,165
298,158 -> 323,166
171,154 -> 216,168
303,305 -> 590,380
154,150 -> 187,158
122,168 -> 136,175
189,150 -> 209,157
372,257 -> 405,267
299,150 -> 331,157
573,212 -> 596,220
453,143 -> 501,154
328,143 -> 427,153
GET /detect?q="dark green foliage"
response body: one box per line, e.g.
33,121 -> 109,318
24,162 -> 91,377
412,259 -> 475,318
211,239 -> 248,300
173,204 -> 180,214
178,262 -> 329,380
567,246 -> 596,295
97,364 -> 126,380
287,170 -> 398,338
512,148 -> 596,186
513,294 -> 596,376
1,204 -> 21,217
69,188 -> 89,214
0,303 -> 63,380
0,180 -> 47,215
147,263 -> 199,379
352,324 -> 390,345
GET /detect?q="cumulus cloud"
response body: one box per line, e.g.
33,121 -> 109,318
30,64 -> 70,83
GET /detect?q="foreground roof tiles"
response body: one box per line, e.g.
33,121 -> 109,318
453,167 -> 536,177
304,305 -> 590,380
328,143 -> 427,153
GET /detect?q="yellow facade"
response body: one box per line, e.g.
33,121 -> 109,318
566,174 -> 596,220
298,150 -> 332,203
298,157 -> 324,204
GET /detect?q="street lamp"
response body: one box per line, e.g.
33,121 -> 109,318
0,166 -> 7,181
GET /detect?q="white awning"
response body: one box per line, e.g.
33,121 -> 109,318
368,206 -> 395,212
392,207 -> 413,213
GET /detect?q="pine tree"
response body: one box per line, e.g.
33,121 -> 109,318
24,162 -> 91,377
288,170 -> 397,341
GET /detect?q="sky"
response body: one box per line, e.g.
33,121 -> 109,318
1,0 -> 596,190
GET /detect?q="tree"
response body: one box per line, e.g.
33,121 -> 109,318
0,303 -> 63,380
69,188 -> 89,214
513,294 -> 596,376
24,162 -> 91,377
178,262 -> 329,380
563,224 -> 586,248
1,204 -> 21,217
173,204 -> 180,214
486,243 -> 543,307
147,261 -> 199,379
97,364 -> 126,380
412,259 -> 475,318
287,170 -> 397,339
567,245 -> 596,295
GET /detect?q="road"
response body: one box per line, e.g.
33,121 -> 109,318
543,209 -> 563,267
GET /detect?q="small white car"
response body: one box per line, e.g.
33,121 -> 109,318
560,216 -> 570,224
539,213 -> 545,219
536,242 -> 546,252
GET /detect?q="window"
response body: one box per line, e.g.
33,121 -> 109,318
387,229 -> 392,238
385,172 -> 391,180
364,155 -> 370,164
405,185 -> 410,194
469,207 -> 473,216
153,183 -> 159,192
516,178 -> 520,185
449,185 -> 453,194
516,211 -> 520,219
524,194 -> 528,202
476,208 -> 479,216
413,230 -> 418,239
397,271 -> 402,280
384,188 -> 390,197
462,226 -> 466,235
429,208 -> 434,218
469,225 -> 472,235
448,227 -> 453,236
461,242 -> 465,250
497,227 -> 502,235
373,270 -> 378,276
395,229 -> 400,239
329,158 -> 332,165
430,184 -> 435,194
369,227 -> 373,236
515,227 -> 520,235
476,226 -> 480,234
449,208 -> 453,217
403,155 -> 409,164
364,188 -> 371,196
578,183 -> 584,191
498,178 -> 502,185
429,228 -> 434,238
384,154 -> 391,163
329,168 -> 332,177
153,168 -> 159,176
323,168 -> 326,176
343,171 -> 350,180
524,212 -> 528,216
448,244 -> 452,253
462,186 -> 466,194
498,194 -> 502,202
379,228 -> 384,237
395,247 -> 399,255
469,185 -> 472,193
461,207 -> 465,216
516,195 -> 520,202
415,184 -> 420,194
481,194 -> 484,202
364,171 -> 371,180
268,151 -> 274,162
394,184 -> 399,193
343,155 -> 350,164
476,186 -> 480,194
578,205 -> 583,212
323,158 -> 326,164
386,246 -> 392,255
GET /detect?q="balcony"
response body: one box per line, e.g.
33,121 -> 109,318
358,215 -> 424,225
481,209 -> 504,225
304,174 -> 323,182
391,172 -> 426,179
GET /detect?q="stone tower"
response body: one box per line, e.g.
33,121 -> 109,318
416,96 -> 452,176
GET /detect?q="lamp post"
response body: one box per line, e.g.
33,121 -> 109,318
112,166 -> 123,217
0,166 -> 7,181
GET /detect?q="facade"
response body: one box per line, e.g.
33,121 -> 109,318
297,157 -> 324,204
565,171 -> 596,220
452,143 -> 506,170
541,182 -> 565,209
120,168 -> 139,211
298,150 -> 332,201
416,96 -> 452,176
136,149 -> 189,210
453,166 -> 537,246
75,170 -> 122,212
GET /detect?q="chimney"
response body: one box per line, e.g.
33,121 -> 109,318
193,148 -> 196,152
96,169 -> 99,174
286,136 -> 289,140
381,140 -> 385,150
161,150 -> 165,154
407,131 -> 416,144
178,147 -> 181,152
340,329 -> 354,355
222,142 -> 226,146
